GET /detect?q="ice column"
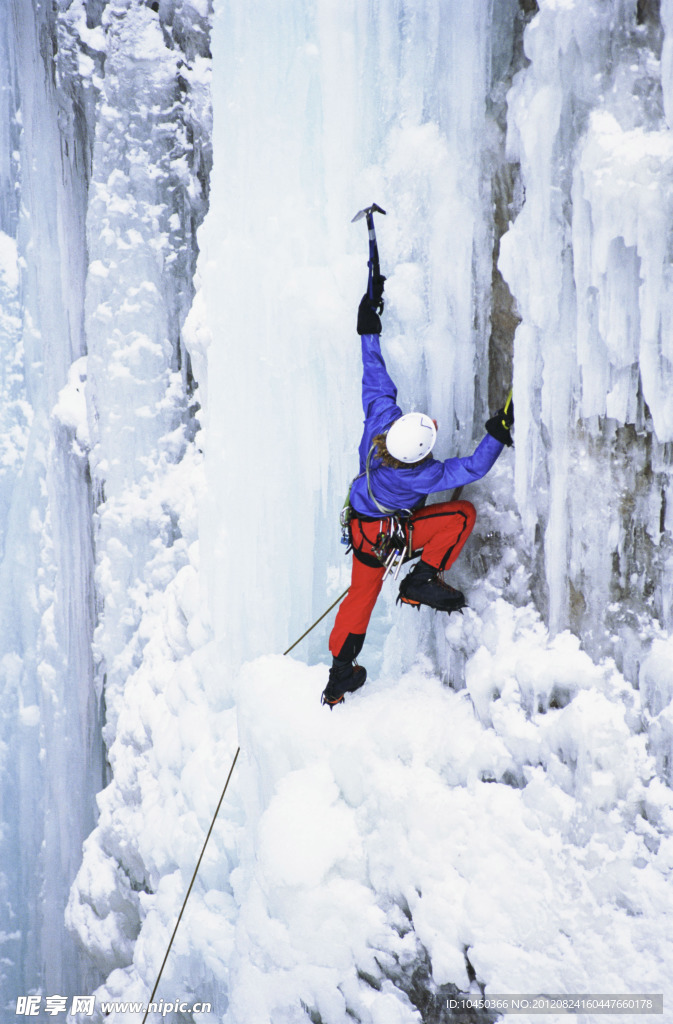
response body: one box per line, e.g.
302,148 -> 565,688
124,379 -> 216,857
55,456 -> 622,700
84,0 -> 210,740
500,0 -> 672,665
65,0 -> 215,1007
0,0 -> 101,1002
192,0 -> 499,670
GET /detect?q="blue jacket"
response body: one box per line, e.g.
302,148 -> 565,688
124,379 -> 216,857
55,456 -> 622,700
349,333 -> 504,517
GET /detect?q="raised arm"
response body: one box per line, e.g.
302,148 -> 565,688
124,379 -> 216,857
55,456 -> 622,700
356,275 -> 402,465
411,401 -> 514,494
360,332 -> 401,422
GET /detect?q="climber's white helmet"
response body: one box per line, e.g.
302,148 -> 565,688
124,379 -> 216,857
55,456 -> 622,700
386,412 -> 437,464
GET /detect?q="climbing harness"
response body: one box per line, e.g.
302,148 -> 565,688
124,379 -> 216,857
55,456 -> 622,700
340,442 -> 415,580
373,517 -> 411,581
345,512 -> 411,581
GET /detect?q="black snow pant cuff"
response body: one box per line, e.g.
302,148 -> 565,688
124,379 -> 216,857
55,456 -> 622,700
334,632 -> 365,664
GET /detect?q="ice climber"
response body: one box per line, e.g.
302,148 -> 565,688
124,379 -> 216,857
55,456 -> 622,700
321,275 -> 514,707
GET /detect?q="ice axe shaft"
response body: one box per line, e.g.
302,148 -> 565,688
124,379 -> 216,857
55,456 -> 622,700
351,203 -> 386,302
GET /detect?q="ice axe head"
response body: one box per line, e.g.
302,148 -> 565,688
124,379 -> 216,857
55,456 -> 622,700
351,203 -> 386,224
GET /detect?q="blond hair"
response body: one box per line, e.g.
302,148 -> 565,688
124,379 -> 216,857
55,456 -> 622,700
371,433 -> 410,469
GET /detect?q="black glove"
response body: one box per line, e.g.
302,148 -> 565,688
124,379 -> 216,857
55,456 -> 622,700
485,400 -> 514,447
357,293 -> 382,335
356,274 -> 386,334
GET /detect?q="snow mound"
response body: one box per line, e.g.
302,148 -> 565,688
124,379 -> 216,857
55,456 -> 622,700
209,595 -> 673,1023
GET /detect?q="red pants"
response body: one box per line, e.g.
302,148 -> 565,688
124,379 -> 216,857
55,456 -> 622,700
329,500 -> 476,658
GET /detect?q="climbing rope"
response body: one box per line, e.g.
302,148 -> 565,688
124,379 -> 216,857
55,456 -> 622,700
283,588 -> 349,655
141,748 -> 240,1022
140,589 -> 349,1021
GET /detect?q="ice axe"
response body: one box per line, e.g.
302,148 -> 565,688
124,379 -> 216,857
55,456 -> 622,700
351,203 -> 386,307
501,388 -> 513,430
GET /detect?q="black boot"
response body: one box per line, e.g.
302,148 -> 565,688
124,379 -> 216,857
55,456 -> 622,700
398,560 -> 465,613
321,658 -> 367,708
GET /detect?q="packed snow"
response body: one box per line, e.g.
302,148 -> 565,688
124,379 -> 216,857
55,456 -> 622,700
0,1 -> 672,1023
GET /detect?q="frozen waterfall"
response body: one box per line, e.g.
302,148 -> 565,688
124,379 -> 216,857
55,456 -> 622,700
0,1 -> 672,1023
